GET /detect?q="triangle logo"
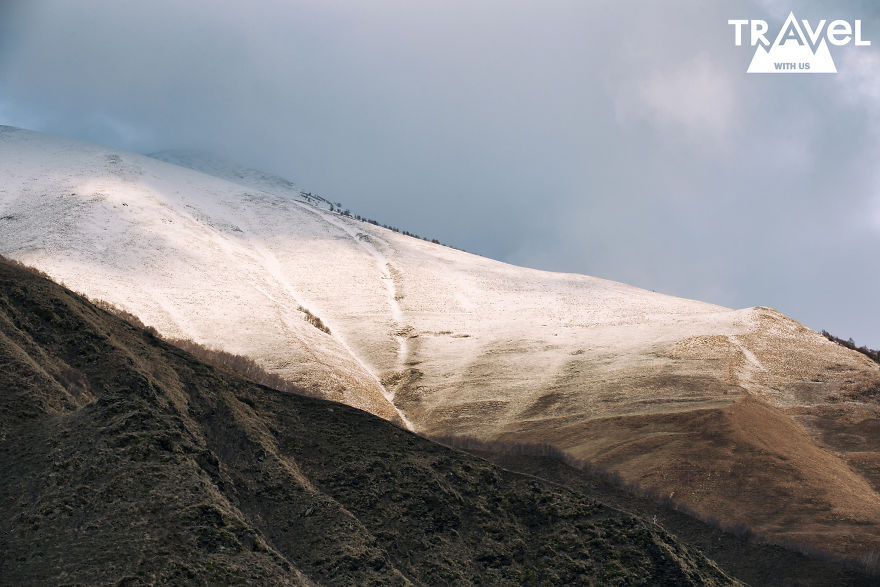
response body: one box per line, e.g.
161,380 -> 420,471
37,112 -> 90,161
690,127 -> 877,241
746,12 -> 837,74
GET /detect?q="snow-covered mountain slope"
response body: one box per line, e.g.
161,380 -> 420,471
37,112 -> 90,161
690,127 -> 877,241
2,126 -> 880,557
0,128 -> 401,423
148,149 -> 332,211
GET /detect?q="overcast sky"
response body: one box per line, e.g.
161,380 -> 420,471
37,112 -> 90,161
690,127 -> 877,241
1,0 -> 879,346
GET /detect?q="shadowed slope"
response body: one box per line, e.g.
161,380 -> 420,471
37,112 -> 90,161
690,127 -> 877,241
3,126 -> 880,561
0,259 -> 733,585
504,394 -> 880,561
470,450 -> 876,586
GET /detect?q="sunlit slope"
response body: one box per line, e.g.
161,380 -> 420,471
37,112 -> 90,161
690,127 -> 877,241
3,126 -> 880,558
1,258 -> 735,585
0,127 -> 402,423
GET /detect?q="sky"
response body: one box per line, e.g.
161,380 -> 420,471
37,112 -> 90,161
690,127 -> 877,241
1,0 -> 879,347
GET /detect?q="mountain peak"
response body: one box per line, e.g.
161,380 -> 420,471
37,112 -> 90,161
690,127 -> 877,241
2,127 -> 880,562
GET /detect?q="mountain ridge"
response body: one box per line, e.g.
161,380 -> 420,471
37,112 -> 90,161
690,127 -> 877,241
2,125 -> 879,560
0,255 -> 734,585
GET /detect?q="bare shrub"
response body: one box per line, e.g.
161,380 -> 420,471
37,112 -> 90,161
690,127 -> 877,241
89,298 -> 315,398
821,330 -> 880,365
90,299 -> 159,337
297,305 -> 330,334
165,337 -> 317,397
0,253 -> 51,279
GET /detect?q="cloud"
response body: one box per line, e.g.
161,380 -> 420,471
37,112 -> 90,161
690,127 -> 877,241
839,49 -> 880,113
612,55 -> 737,143
837,48 -> 880,231
1,0 -> 879,346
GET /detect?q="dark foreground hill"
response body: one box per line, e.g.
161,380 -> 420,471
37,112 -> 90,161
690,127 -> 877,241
0,258 -> 732,585
467,449 -> 876,586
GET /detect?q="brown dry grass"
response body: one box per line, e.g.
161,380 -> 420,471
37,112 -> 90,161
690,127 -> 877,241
498,394 -> 880,562
0,257 -> 735,585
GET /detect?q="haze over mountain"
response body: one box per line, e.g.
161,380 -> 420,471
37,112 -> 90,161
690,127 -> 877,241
2,126 -> 880,563
3,1 -> 879,350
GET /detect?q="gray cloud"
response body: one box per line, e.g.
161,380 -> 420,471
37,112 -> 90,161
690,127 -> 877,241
1,0 -> 878,346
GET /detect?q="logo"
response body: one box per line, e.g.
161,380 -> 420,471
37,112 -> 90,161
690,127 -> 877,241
729,12 -> 871,73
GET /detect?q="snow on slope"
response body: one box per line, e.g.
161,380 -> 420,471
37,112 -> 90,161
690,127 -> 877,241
1,125 -> 878,439
147,141 -> 880,437
5,126 -> 880,559
147,149 -> 333,211
1,125 -> 876,432
0,127 -> 404,423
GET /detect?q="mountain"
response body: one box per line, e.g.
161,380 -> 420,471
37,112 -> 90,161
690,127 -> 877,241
147,149 -> 333,211
2,126 -> 880,562
0,256 -> 733,584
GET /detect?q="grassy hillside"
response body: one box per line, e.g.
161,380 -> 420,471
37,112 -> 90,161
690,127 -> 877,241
464,448 -> 876,586
5,128 -> 880,565
0,257 -> 732,585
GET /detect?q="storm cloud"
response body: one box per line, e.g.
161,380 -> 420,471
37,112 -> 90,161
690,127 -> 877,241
1,0 -> 878,345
